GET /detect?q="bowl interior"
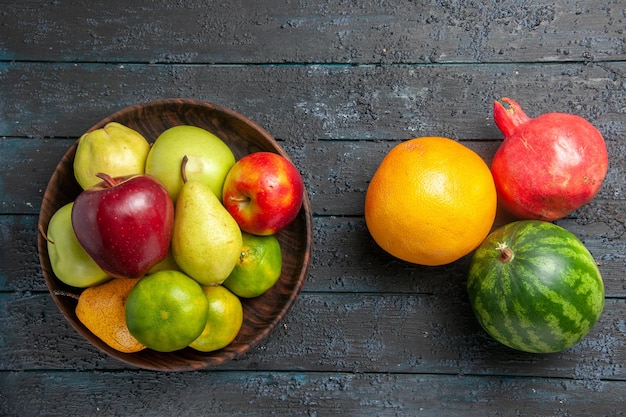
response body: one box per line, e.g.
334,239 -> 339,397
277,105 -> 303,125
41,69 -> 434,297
38,98 -> 313,371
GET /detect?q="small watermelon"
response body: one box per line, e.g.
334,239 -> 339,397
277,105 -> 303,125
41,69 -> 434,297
467,220 -> 604,353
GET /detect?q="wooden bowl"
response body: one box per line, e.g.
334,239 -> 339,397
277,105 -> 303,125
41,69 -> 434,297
38,98 -> 313,371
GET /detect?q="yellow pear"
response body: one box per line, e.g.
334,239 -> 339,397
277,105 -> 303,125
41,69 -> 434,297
172,179 -> 243,286
74,122 -> 150,190
75,278 -> 146,353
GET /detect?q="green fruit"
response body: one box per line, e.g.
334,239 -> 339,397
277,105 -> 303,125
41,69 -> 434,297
467,220 -> 605,353
145,125 -> 235,202
46,202 -> 111,288
125,270 -> 209,352
74,122 -> 150,190
147,250 -> 182,274
189,285 -> 243,352
172,180 -> 243,285
223,232 -> 282,298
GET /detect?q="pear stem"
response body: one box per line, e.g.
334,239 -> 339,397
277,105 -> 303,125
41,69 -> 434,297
38,223 -> 54,244
54,290 -> 80,300
96,172 -> 116,187
181,155 -> 189,184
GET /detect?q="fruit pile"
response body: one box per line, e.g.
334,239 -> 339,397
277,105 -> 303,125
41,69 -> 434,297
365,98 -> 608,353
44,123 -> 304,353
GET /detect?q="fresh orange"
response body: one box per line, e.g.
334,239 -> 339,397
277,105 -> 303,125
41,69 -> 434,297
125,270 -> 209,352
364,137 -> 497,266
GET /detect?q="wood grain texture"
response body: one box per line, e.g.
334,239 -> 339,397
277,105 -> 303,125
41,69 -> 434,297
2,62 -> 625,140
2,292 -> 626,381
2,212 -> 625,297
2,0 -> 625,64
1,138 -> 624,218
1,0 -> 625,414
1,370 -> 625,417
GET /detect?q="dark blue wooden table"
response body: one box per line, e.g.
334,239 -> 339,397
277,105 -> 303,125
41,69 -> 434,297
1,1 -> 625,415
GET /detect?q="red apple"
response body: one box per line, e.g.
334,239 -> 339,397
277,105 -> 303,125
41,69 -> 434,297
71,173 -> 174,279
222,152 -> 304,236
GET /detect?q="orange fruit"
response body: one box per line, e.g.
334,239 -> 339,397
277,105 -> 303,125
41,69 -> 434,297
125,270 -> 209,352
364,137 -> 497,266
189,285 -> 244,353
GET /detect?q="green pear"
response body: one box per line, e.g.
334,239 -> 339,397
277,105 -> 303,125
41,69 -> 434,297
145,125 -> 235,202
172,180 -> 243,286
74,122 -> 150,190
45,202 -> 112,288
147,249 -> 182,274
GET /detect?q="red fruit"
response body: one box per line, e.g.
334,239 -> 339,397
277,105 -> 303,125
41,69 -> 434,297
491,97 -> 608,221
72,173 -> 175,279
222,152 -> 304,236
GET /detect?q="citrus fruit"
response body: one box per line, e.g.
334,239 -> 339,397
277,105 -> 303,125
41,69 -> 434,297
223,232 -> 282,298
189,285 -> 244,352
364,136 -> 497,266
125,270 -> 209,352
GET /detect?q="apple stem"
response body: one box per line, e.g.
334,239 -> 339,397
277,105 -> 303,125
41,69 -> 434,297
96,172 -> 116,188
181,155 -> 189,184
228,195 -> 251,203
54,290 -> 80,301
38,223 -> 54,244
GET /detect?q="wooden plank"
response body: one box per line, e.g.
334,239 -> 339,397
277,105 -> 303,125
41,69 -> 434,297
0,138 -> 69,215
4,210 -> 624,296
2,292 -> 625,380
1,135 -> 624,215
1,0 -> 624,413
0,215 -> 45,292
1,62 -> 625,141
1,370 -> 625,417
309,212 -> 626,297
2,0 -> 625,64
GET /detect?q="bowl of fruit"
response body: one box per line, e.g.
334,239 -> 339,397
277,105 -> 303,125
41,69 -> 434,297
38,98 -> 313,371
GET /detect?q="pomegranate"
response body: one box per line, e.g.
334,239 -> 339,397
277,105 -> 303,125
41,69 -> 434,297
491,97 -> 608,221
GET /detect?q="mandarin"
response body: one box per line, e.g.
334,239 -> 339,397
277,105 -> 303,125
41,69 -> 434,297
364,137 -> 497,266
125,270 -> 209,352
189,285 -> 244,353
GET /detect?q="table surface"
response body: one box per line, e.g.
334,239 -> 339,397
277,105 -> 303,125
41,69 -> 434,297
1,1 -> 625,416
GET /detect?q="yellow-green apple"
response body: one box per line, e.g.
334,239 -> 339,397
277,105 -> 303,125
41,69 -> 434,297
74,122 -> 150,190
144,125 -> 235,202
71,173 -> 174,279
222,152 -> 304,236
44,202 -> 112,288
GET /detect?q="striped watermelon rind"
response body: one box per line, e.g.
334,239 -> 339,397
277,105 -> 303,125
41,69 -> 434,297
467,220 -> 604,353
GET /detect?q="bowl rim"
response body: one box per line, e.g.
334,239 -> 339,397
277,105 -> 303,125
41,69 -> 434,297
37,98 -> 314,371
